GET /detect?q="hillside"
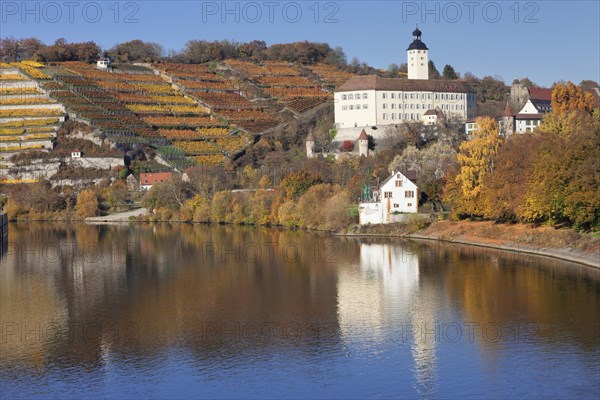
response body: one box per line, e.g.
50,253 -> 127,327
1,60 -> 355,174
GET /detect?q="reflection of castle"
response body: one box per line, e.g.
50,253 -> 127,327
337,242 -> 420,341
337,241 -> 438,395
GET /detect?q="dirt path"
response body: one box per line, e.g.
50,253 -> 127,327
85,208 -> 147,223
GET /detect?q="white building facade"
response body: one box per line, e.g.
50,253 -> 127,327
334,28 -> 476,130
359,171 -> 418,225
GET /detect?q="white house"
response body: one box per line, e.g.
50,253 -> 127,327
96,57 -> 110,70
513,87 -> 552,134
359,171 -> 418,225
334,28 -> 477,132
71,150 -> 81,158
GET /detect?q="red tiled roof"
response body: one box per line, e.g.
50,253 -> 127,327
503,102 -> 513,117
357,129 -> 368,140
529,88 -> 553,101
140,172 -> 172,185
337,75 -> 475,93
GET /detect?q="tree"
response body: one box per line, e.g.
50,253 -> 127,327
579,80 -> 599,91
280,171 -> 323,200
447,117 -> 502,217
109,40 -> 164,63
428,60 -> 440,79
551,81 -> 596,115
389,142 -> 457,210
340,140 -> 355,152
106,181 -> 128,210
442,64 -> 458,79
76,189 -> 98,217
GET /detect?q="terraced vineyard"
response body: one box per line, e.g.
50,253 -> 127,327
0,64 -> 65,161
154,63 -> 280,134
42,62 -> 246,167
1,59 -> 349,168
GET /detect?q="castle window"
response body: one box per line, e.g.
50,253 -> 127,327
383,113 -> 388,120
391,93 -> 396,99
382,93 -> 387,99
363,93 -> 368,99
363,104 -> 368,109
342,94 -> 347,100
349,105 -> 354,110
392,113 -> 396,119
356,104 -> 361,109
382,103 -> 387,109
348,94 -> 353,100
391,104 -> 396,109
342,105 -> 347,110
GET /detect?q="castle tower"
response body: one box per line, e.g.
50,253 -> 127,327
358,129 -> 369,157
305,131 -> 316,158
502,102 -> 515,136
407,26 -> 429,80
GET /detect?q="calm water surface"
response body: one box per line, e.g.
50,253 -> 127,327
0,223 -> 598,399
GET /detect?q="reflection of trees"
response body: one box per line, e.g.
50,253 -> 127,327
1,223 -> 356,370
417,242 -> 600,352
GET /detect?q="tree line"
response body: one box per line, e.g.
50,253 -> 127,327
0,37 -> 348,67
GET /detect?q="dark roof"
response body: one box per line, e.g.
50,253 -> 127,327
423,108 -> 443,117
407,40 -> 428,51
413,27 -> 422,37
337,75 -> 474,93
357,129 -> 368,140
530,99 -> 552,113
529,87 -> 553,101
381,170 -> 418,189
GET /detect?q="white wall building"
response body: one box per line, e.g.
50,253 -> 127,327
513,88 -> 552,134
359,171 -> 418,225
334,28 -> 476,131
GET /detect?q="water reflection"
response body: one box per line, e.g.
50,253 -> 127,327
0,223 -> 598,399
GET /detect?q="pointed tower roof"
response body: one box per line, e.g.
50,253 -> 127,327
504,102 -> 513,117
357,129 -> 368,141
306,131 -> 315,142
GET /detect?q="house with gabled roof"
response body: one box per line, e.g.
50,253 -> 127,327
359,170 -> 418,225
514,87 -> 553,133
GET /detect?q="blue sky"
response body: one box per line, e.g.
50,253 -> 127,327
1,1 -> 598,86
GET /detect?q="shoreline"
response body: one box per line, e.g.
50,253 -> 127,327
338,231 -> 599,270
7,214 -> 599,269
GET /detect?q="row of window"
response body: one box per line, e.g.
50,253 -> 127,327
381,103 -> 464,111
383,190 -> 415,198
341,92 -> 474,101
342,104 -> 368,110
383,113 -> 421,120
382,92 -> 466,101
341,93 -> 368,100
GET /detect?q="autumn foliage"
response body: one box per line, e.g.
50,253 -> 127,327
445,85 -> 600,231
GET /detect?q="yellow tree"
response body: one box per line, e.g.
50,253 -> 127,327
451,117 -> 502,217
551,81 -> 595,115
75,189 -> 98,218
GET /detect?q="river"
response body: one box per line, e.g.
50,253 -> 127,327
1,223 -> 598,399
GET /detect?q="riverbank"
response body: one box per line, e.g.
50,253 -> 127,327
7,209 -> 599,268
344,220 -> 600,269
